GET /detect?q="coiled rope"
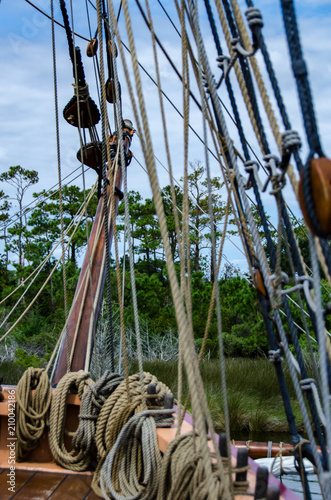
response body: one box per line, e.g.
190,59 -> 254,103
16,367 -> 52,461
157,430 -> 246,500
100,409 -> 173,500
72,370 -> 124,460
92,371 -> 171,495
48,370 -> 93,470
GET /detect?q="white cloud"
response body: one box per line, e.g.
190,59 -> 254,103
0,0 -> 330,271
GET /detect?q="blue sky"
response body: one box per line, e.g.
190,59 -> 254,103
0,0 -> 330,271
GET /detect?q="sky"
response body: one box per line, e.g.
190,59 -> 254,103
0,0 -> 330,272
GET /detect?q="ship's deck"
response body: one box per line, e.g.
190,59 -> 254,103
0,468 -> 100,500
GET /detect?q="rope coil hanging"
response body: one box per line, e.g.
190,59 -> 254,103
48,370 -> 93,471
16,367 -> 52,461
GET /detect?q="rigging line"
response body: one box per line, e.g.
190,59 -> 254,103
117,0 -> 215,485
121,42 -> 218,163
132,153 -> 248,263
153,0 -> 270,177
133,143 -> 292,275
0,184 -> 96,309
134,0 -> 202,112
157,0 -> 181,37
0,165 -> 91,232
108,2 -> 144,397
97,0 -> 115,373
24,0 -> 90,42
188,2 -> 232,491
0,204 -> 85,325
0,188 -> 93,345
53,0 -> 70,373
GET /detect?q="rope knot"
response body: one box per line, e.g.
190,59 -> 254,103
268,347 -> 284,364
245,7 -> 263,32
281,130 -> 301,157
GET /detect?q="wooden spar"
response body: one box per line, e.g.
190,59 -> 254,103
53,121 -> 134,384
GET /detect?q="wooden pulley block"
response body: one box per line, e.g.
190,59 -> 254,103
87,38 -> 98,57
106,78 -> 121,104
77,142 -> 103,169
63,95 -> 100,128
298,157 -> 331,237
107,39 -> 118,58
253,269 -> 267,297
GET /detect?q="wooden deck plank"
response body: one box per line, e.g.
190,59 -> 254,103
83,488 -> 103,499
12,471 -> 67,500
0,469 -> 33,499
48,474 -> 92,499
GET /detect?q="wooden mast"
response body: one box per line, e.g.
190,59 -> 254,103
53,121 -> 134,384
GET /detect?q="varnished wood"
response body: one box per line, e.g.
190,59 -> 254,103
45,474 -> 92,499
0,469 -> 32,499
13,471 -> 66,499
87,39 -> 98,57
298,157 -> 331,237
0,470 -> 100,500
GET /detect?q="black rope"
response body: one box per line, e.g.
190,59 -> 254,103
59,0 -> 86,86
280,0 -> 323,158
245,0 -> 303,173
204,0 -> 250,161
259,296 -> 301,443
221,0 -> 270,155
25,0 -> 90,42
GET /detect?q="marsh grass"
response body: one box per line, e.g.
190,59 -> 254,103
131,358 -> 304,435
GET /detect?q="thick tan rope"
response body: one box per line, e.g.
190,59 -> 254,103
100,409 -> 173,500
214,0 -> 264,154
157,431 -> 227,500
230,0 -> 282,151
116,0 -> 220,492
48,370 -> 93,470
92,371 -> 171,496
72,371 -> 123,461
16,367 -> 52,461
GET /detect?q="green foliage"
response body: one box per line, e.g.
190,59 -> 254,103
0,360 -> 24,384
14,348 -> 41,369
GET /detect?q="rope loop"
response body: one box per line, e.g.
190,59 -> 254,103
48,370 -> 94,471
100,410 -> 173,500
72,82 -> 89,99
16,367 -> 52,461
231,7 -> 263,59
72,371 -> 124,454
300,378 -> 326,428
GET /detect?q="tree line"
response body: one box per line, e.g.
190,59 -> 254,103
0,163 -> 321,375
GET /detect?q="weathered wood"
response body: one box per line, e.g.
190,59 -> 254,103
53,123 -> 133,384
